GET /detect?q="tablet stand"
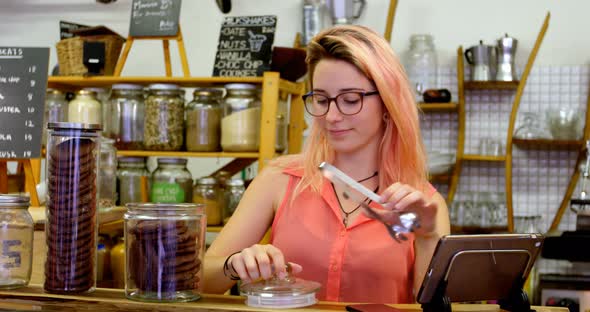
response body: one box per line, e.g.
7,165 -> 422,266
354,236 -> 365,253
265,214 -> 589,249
420,279 -> 451,312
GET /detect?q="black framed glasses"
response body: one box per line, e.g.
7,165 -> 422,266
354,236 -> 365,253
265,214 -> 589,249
302,91 -> 380,117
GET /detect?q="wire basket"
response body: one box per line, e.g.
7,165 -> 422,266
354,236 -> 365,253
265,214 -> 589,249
56,34 -> 125,76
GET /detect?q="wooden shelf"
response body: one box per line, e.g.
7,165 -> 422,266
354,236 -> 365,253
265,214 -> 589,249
512,138 -> 584,150
47,75 -> 304,95
207,226 -> 223,232
462,154 -> 507,162
418,102 -> 459,112
464,80 -> 520,90
117,150 -> 259,158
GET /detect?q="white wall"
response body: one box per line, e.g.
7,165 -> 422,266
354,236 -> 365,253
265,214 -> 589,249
1,0 -> 589,75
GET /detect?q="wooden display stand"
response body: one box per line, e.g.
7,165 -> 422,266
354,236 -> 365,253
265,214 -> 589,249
0,159 -> 41,206
113,26 -> 190,77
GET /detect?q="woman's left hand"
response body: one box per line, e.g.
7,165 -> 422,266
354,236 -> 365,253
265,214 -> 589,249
369,182 -> 438,236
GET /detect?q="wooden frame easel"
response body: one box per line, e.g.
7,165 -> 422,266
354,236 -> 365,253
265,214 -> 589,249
0,159 -> 41,206
113,26 -> 190,77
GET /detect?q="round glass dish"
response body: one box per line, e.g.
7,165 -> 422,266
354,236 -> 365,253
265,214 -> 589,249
239,269 -> 321,309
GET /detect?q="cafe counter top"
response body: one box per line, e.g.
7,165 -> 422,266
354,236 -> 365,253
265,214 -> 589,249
0,285 -> 569,312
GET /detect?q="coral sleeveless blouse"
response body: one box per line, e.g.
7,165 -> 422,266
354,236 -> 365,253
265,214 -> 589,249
270,168 -> 429,303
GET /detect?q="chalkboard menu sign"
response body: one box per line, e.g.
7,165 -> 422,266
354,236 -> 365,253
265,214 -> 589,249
60,21 -> 90,40
0,47 -> 49,159
213,15 -> 277,77
129,0 -> 182,37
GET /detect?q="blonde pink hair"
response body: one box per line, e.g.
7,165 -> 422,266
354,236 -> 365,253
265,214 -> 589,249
273,25 -> 428,194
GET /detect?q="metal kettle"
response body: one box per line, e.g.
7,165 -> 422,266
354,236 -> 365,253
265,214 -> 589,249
464,40 -> 497,81
496,33 -> 518,81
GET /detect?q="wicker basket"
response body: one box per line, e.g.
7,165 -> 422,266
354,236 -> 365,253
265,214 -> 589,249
56,34 -> 125,76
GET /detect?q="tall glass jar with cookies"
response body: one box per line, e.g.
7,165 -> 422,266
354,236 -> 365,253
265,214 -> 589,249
45,122 -> 101,294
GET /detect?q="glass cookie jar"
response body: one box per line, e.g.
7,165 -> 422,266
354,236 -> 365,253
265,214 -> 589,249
0,195 -> 33,289
124,203 -> 206,302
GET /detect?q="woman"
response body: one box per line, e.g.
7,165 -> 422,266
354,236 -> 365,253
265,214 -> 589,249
204,25 -> 450,303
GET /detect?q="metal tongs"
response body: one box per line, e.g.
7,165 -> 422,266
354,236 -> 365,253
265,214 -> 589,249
318,162 -> 419,243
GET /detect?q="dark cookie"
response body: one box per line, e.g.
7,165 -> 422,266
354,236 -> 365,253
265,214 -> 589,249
49,138 -> 95,162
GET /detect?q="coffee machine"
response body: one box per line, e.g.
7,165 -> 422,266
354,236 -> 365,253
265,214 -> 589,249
326,0 -> 366,25
496,33 -> 518,81
464,40 -> 497,81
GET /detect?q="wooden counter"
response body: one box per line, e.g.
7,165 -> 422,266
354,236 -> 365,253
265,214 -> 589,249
0,285 -> 569,312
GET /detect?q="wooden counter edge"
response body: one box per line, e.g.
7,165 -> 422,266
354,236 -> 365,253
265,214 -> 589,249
0,285 -> 569,312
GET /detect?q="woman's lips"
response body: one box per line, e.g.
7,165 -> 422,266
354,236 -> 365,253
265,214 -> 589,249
328,129 -> 351,137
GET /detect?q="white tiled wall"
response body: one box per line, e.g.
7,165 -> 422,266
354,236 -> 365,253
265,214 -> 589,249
421,65 -> 590,274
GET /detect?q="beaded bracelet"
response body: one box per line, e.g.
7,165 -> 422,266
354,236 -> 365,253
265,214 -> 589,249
223,251 -> 242,280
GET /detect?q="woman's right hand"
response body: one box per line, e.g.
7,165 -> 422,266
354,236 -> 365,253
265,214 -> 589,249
228,244 -> 303,282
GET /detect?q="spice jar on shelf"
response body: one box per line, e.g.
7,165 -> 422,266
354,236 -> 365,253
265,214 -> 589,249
108,84 -> 145,150
83,87 -> 110,133
144,84 -> 185,151
150,158 -> 193,203
124,203 -> 206,302
117,156 -> 150,205
99,137 -> 117,212
68,90 -> 102,125
0,195 -> 33,289
221,83 -> 261,152
193,177 -> 222,226
43,89 -> 68,147
185,88 -> 223,152
223,178 -> 245,224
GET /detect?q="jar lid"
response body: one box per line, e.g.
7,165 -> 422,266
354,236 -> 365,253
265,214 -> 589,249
118,156 -> 146,163
239,271 -> 321,309
124,202 -> 204,216
46,89 -> 63,95
112,83 -> 143,90
100,136 -> 115,144
157,157 -> 188,165
48,122 -> 102,131
225,178 -> 244,186
410,34 -> 434,42
148,83 -> 180,90
224,83 -> 257,90
0,194 -> 30,208
83,87 -> 109,94
193,88 -> 224,98
76,89 -> 97,96
196,177 -> 217,185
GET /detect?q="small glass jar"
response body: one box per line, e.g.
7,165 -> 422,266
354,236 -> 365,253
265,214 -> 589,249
99,137 -> 117,212
117,156 -> 150,205
185,88 -> 223,152
0,195 -> 33,289
83,87 -> 110,132
43,89 -> 68,147
150,158 -> 193,203
193,177 -> 222,226
223,178 -> 245,224
144,84 -> 185,151
221,83 -> 261,152
68,89 -> 102,125
108,84 -> 145,150
404,34 -> 438,101
124,203 -> 206,302
45,122 -> 101,294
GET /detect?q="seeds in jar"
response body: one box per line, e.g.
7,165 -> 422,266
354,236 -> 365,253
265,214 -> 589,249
144,85 -> 184,151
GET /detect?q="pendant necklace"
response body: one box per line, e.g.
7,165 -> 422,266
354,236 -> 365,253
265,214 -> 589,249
330,171 -> 378,227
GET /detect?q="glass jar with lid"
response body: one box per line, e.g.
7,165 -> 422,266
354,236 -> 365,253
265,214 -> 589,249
221,83 -> 261,152
117,156 -> 150,205
0,195 -> 33,289
43,89 -> 68,147
150,158 -> 193,203
193,177 -> 222,225
108,84 -> 145,150
68,90 -> 102,125
99,137 -> 117,212
83,87 -> 110,133
223,178 -> 245,224
185,88 -> 224,152
144,84 -> 185,151
124,203 -> 206,302
403,34 -> 438,101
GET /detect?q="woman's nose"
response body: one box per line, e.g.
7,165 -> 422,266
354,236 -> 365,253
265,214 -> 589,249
324,100 -> 343,121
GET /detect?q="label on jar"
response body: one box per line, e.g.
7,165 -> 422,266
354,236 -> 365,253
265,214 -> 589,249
150,182 -> 185,203
0,239 -> 22,268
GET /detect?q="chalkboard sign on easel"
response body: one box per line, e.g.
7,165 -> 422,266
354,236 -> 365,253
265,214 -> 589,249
129,0 -> 182,37
0,47 -> 49,159
212,15 -> 277,77
59,20 -> 90,40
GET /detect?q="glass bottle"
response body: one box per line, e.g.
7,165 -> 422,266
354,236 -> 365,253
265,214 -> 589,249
124,203 -> 206,302
221,83 -> 261,152
117,156 -> 150,205
185,88 -> 224,152
150,158 -> 193,203
110,236 -> 125,289
99,137 -> 117,212
404,34 -> 438,101
43,89 -> 68,147
68,89 -> 102,125
223,178 -> 245,224
144,84 -> 185,151
193,177 -> 222,225
0,195 -> 33,289
108,84 -> 145,150
45,122 -> 101,294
